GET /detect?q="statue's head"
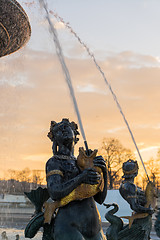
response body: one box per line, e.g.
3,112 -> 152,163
122,159 -> 139,179
47,118 -> 80,154
1,231 -> 7,238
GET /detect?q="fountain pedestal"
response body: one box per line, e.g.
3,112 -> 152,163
0,0 -> 31,57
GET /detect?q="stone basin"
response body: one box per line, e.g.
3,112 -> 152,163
0,0 -> 31,57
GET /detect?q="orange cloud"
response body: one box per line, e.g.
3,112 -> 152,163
0,46 -> 160,177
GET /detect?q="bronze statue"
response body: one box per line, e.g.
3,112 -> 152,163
45,118 -> 107,239
104,159 -> 156,240
155,207 -> 160,238
119,160 -> 154,217
25,118 -> 107,240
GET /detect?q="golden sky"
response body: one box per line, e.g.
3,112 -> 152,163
0,0 -> 160,177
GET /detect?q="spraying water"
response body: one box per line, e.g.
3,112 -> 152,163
39,0 -> 89,152
49,12 -> 149,180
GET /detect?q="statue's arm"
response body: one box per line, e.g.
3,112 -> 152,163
129,198 -> 153,214
125,184 -> 153,214
93,156 -> 107,204
46,160 -> 83,200
47,174 -> 85,200
46,159 -> 100,201
94,170 -> 107,204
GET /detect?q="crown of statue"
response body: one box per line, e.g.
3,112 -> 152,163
122,159 -> 139,178
47,118 -> 80,144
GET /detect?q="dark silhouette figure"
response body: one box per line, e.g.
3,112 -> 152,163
119,160 -> 153,216
25,118 -> 107,240
15,234 -> 20,240
1,231 -> 8,240
45,118 -> 107,240
104,159 -> 155,240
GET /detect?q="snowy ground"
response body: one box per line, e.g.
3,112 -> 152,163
97,189 -> 132,222
0,194 -> 26,203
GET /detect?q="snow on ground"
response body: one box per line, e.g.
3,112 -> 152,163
0,194 -> 26,203
97,189 -> 132,222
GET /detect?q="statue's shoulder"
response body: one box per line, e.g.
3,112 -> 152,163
120,181 -> 137,195
46,156 -> 57,165
46,156 -> 60,173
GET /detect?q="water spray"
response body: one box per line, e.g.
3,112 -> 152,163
51,12 -> 150,181
39,0 -> 89,154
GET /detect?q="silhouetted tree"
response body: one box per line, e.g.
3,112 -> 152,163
145,155 -> 160,189
32,170 -> 44,188
3,168 -> 46,194
100,138 -> 135,189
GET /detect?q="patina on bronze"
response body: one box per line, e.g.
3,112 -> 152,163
0,0 -> 31,57
104,159 -> 156,240
25,118 -> 107,240
44,147 -> 104,224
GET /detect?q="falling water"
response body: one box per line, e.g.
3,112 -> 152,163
38,0 -> 89,151
50,12 -> 149,180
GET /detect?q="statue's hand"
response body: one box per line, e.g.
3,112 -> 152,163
81,168 -> 101,185
148,205 -> 154,215
93,156 -> 107,173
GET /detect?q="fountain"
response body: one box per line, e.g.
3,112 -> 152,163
0,0 -> 32,237
0,0 -> 31,57
1,1 -> 159,239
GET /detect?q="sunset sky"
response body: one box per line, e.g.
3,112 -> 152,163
1,0 -> 160,178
